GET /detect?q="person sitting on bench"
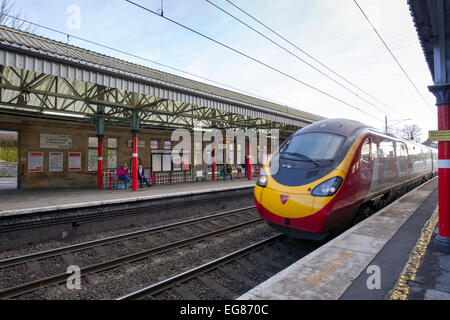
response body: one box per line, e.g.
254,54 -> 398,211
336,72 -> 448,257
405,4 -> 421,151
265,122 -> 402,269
117,163 -> 131,188
138,164 -> 151,188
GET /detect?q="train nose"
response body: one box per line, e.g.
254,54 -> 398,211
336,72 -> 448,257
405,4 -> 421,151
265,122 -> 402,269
260,186 -> 314,219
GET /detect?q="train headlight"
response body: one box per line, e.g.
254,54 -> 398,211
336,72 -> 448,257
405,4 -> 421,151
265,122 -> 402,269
257,172 -> 268,187
311,176 -> 343,197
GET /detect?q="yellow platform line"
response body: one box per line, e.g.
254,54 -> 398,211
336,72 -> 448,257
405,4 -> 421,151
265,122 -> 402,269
388,208 -> 439,300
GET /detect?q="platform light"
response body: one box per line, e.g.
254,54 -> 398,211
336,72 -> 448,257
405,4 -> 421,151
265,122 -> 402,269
43,110 -> 86,118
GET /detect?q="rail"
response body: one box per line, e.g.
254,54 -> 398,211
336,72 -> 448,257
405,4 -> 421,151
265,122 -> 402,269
116,234 -> 283,300
0,207 -> 259,299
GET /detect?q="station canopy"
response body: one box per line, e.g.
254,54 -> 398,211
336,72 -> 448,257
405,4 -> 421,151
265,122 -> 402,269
0,25 -> 324,138
408,0 -> 450,82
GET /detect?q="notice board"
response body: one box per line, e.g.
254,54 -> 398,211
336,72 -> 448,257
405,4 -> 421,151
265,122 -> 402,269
68,152 -> 81,171
28,152 -> 43,173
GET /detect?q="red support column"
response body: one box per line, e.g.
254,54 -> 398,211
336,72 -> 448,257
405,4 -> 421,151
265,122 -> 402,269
97,136 -> 103,190
212,148 -> 216,181
437,104 -> 450,241
247,144 -> 252,180
429,84 -> 450,253
132,131 -> 138,191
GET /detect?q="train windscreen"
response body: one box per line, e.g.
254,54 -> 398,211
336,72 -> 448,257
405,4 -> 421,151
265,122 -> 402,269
281,132 -> 345,161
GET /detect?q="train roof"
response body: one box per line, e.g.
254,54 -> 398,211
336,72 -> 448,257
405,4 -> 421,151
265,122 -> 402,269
295,118 -> 435,151
295,118 -> 371,137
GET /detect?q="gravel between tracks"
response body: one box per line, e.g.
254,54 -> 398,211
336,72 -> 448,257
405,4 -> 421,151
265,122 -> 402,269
18,222 -> 279,300
0,208 -> 253,261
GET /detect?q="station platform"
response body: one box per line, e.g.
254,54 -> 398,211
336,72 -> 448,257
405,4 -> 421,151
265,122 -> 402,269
0,178 -> 255,218
240,177 -> 450,300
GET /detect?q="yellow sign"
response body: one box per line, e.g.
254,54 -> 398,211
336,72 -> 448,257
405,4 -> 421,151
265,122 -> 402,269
429,130 -> 450,141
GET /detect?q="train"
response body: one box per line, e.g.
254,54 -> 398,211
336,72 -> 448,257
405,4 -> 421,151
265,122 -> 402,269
254,118 -> 438,240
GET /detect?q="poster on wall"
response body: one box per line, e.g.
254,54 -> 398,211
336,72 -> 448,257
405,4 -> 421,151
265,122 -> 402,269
68,152 -> 82,171
182,153 -> 190,170
172,153 -> 182,171
49,152 -> 63,172
28,152 -> 43,173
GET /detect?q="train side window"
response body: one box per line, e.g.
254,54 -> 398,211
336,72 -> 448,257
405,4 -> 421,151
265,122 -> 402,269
379,140 -> 394,159
361,138 -> 371,162
372,142 -> 378,159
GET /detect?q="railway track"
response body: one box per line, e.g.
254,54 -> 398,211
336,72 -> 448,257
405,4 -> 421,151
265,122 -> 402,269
0,187 -> 254,251
117,234 -> 286,300
0,206 -> 261,299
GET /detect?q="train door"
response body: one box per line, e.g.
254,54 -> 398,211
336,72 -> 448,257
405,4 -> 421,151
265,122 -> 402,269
359,137 -> 374,195
396,142 -> 408,181
377,139 -> 395,189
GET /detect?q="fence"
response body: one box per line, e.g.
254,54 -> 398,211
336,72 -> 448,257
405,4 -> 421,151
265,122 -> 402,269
102,164 -> 262,189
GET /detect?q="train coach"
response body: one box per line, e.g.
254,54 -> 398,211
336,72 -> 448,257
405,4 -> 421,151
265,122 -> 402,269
254,118 -> 438,240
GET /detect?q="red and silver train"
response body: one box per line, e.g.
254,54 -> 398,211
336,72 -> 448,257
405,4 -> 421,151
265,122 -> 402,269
254,119 -> 437,240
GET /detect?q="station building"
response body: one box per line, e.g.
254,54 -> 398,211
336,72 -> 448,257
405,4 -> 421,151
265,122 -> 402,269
0,25 -> 324,190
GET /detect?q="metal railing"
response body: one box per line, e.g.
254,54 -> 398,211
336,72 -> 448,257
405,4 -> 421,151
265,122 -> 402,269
102,164 -> 261,189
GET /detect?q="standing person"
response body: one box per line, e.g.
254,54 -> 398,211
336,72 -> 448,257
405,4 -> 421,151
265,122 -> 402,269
138,164 -> 151,188
117,163 -> 131,188
244,155 -> 249,178
223,163 -> 234,181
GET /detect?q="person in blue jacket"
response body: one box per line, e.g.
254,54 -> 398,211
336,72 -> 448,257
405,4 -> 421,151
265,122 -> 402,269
138,164 -> 151,188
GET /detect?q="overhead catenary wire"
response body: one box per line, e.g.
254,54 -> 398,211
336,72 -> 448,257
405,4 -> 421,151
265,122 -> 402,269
124,0 -> 384,122
223,0 -> 406,119
353,0 -> 436,115
204,0 -> 399,120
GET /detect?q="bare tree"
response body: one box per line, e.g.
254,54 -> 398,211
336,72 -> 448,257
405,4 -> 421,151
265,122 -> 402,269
0,0 -> 34,33
401,124 -> 422,143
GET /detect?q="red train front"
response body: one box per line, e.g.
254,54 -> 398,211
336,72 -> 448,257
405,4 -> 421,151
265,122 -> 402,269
254,119 -> 437,240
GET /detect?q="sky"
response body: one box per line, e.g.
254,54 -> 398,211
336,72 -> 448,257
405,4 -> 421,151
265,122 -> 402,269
9,0 -> 438,141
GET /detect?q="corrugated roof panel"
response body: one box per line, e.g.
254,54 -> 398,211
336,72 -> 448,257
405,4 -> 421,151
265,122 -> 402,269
0,26 -> 324,127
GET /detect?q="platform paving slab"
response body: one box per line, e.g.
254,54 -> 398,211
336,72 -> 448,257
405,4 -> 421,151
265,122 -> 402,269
239,177 -> 438,300
407,224 -> 450,300
0,179 -> 255,218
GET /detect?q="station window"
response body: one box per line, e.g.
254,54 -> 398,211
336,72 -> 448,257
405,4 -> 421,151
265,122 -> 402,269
236,144 -> 242,165
108,138 -> 117,169
205,144 -> 212,165
257,144 -> 267,165
88,137 -> 98,172
228,143 -> 234,164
